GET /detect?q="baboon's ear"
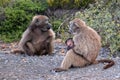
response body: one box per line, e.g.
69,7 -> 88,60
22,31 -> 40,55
35,18 -> 42,26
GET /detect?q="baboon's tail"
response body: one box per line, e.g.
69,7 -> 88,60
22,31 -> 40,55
98,59 -> 115,69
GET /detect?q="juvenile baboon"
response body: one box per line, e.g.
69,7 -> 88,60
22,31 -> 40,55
13,15 -> 55,56
65,38 -> 74,50
53,18 -> 114,72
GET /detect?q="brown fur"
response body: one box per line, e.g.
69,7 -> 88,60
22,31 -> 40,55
53,18 -> 114,72
12,15 -> 55,56
65,38 -> 74,50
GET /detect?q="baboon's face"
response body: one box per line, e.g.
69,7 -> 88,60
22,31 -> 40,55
68,20 -> 79,34
33,15 -> 52,32
39,21 -> 52,32
68,18 -> 86,34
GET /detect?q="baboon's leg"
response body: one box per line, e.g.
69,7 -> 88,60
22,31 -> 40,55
53,50 -> 74,72
24,42 -> 35,56
46,42 -> 54,55
60,50 -> 74,69
53,50 -> 89,72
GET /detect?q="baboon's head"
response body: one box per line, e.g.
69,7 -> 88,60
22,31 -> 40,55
68,18 -> 86,34
31,15 -> 52,32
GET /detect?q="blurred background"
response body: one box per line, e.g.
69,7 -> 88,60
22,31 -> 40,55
0,0 -> 119,56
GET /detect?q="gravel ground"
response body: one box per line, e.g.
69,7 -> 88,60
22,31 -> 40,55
0,42 -> 120,80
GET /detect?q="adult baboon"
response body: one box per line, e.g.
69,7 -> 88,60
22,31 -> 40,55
13,15 -> 55,56
53,18 -> 114,72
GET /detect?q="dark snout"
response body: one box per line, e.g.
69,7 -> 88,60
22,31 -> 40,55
47,23 -> 52,29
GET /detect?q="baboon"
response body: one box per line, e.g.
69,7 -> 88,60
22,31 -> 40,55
65,38 -> 74,50
13,15 -> 55,56
53,18 -> 114,72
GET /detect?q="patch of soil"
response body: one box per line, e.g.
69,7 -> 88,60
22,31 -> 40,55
0,40 -> 120,80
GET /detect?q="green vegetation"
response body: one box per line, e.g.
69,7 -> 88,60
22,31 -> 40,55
75,0 -> 120,54
0,0 -> 48,42
0,0 -> 11,7
0,0 -> 119,55
47,0 -> 95,9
